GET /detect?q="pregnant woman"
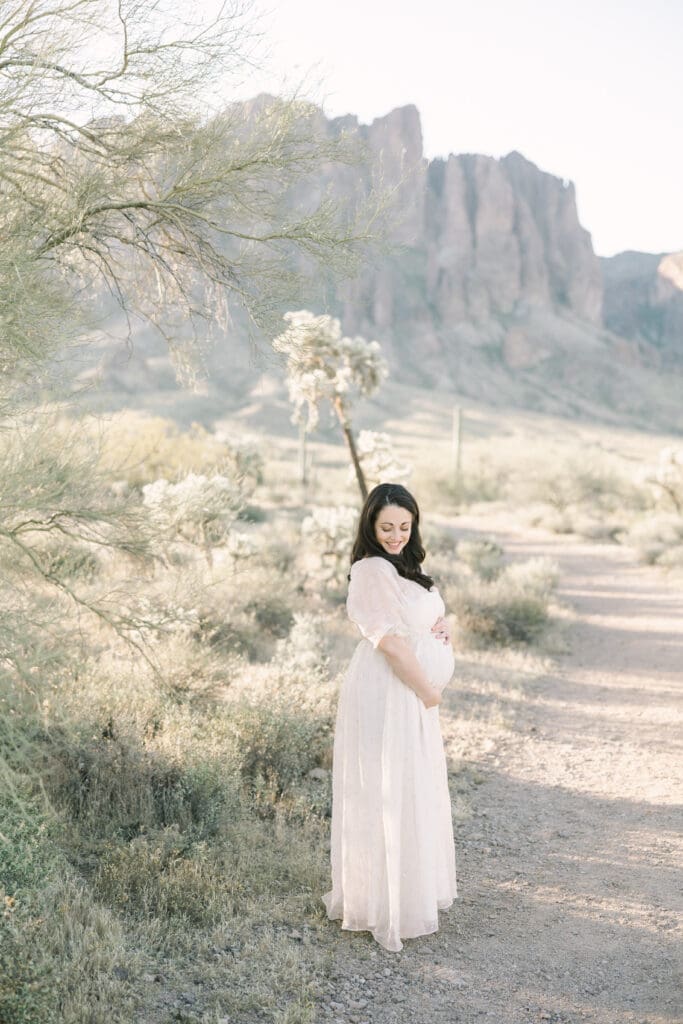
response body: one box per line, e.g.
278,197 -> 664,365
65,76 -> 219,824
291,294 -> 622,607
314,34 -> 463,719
322,482 -> 457,952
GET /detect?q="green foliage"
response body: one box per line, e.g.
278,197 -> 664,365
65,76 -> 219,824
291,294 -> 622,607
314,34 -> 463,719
0,894 -> 57,1024
624,514 -> 683,567
0,731 -> 63,1024
97,413 -> 264,493
50,728 -> 235,843
228,700 -> 330,810
0,800 -> 60,895
449,557 -> 558,647
194,564 -> 302,662
91,827 -> 232,925
457,537 -> 505,581
38,542 -> 101,583
526,457 -> 620,512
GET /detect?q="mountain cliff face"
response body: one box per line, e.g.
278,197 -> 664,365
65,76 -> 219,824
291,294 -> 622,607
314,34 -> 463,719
328,105 -> 602,328
601,251 -> 683,368
78,99 -> 683,429
315,104 -> 680,423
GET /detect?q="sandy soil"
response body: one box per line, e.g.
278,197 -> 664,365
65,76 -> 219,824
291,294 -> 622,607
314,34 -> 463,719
316,521 -> 682,1024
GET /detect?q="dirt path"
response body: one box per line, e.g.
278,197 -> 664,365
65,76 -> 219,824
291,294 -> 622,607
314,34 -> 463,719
317,525 -> 682,1024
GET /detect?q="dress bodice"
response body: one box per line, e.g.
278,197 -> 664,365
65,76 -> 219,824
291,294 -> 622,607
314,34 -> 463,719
346,556 -> 454,690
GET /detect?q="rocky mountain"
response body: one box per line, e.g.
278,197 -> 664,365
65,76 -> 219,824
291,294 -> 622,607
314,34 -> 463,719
78,100 -> 683,430
601,251 -> 683,368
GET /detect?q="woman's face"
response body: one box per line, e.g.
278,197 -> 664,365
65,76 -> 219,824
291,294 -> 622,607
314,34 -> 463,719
374,503 -> 412,556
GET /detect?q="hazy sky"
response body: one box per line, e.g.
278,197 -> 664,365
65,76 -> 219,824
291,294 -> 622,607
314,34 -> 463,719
217,0 -> 681,257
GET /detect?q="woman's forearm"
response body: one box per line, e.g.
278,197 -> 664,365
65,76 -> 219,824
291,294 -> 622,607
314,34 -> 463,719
376,635 -> 441,708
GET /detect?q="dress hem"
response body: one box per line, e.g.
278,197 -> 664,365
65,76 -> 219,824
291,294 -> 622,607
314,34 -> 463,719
322,891 -> 458,953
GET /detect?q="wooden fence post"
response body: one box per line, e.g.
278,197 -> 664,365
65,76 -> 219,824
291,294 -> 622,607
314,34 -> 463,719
452,405 -> 463,496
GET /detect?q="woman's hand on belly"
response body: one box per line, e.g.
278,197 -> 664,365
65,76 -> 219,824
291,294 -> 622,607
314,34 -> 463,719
376,634 -> 443,709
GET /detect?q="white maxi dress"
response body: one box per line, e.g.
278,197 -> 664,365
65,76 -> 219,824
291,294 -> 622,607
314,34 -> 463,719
322,555 -> 457,952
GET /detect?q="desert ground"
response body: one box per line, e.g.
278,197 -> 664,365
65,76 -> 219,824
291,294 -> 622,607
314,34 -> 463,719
312,514 -> 682,1024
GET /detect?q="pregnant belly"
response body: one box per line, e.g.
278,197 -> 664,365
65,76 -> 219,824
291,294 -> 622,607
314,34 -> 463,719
412,633 -> 455,691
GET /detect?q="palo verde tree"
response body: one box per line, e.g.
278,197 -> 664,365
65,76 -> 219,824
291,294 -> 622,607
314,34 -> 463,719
273,309 -> 388,500
0,0 -> 377,380
0,0 -> 380,688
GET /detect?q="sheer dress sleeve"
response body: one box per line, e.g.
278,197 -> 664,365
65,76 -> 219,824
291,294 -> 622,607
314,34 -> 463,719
346,557 -> 406,649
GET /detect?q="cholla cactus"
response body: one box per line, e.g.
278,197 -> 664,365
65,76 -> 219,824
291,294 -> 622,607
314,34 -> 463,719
273,310 -> 388,498
213,433 -> 264,496
273,311 -> 387,429
142,473 -> 242,548
353,430 -> 411,488
225,530 -> 258,565
641,447 -> 683,513
301,505 -> 358,585
275,612 -> 329,675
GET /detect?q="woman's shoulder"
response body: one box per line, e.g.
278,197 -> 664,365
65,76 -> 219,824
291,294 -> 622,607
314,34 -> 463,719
350,556 -> 399,579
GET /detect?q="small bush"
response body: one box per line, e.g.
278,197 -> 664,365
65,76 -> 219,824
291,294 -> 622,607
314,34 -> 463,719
49,728 -> 235,842
434,458 -> 509,506
245,594 -> 295,637
40,543 -> 101,582
422,524 -> 457,558
97,412 -> 264,493
191,558 -> 304,662
624,514 -> 683,566
457,537 -> 504,581
0,784 -> 63,1024
228,701 -> 328,807
0,799 -> 60,894
449,556 -> 558,647
91,826 -> 232,925
0,891 -> 57,1024
225,613 -> 334,812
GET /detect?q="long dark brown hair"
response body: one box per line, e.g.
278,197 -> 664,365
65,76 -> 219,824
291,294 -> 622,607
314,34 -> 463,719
350,483 -> 434,591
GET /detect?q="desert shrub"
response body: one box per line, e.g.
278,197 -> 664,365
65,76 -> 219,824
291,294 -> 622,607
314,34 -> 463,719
0,890 -> 57,1024
502,556 -> 559,597
46,658 -> 242,842
227,701 -> 329,809
458,457 -> 510,504
49,727 -> 234,843
237,502 -> 267,523
428,456 -> 509,506
301,504 -> 358,587
352,430 -> 411,488
0,797 -> 61,895
244,593 -> 295,637
524,456 -> 622,513
97,412 -> 264,493
457,537 -> 505,581
656,545 -> 683,569
639,446 -> 683,513
193,560 -> 303,662
571,515 -> 623,543
422,524 -> 457,558
520,451 -> 651,536
91,826 -> 233,925
38,542 -> 101,583
449,556 -> 558,647
142,472 -> 243,548
624,514 -> 683,567
225,613 -> 334,812
0,729 -> 69,1024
